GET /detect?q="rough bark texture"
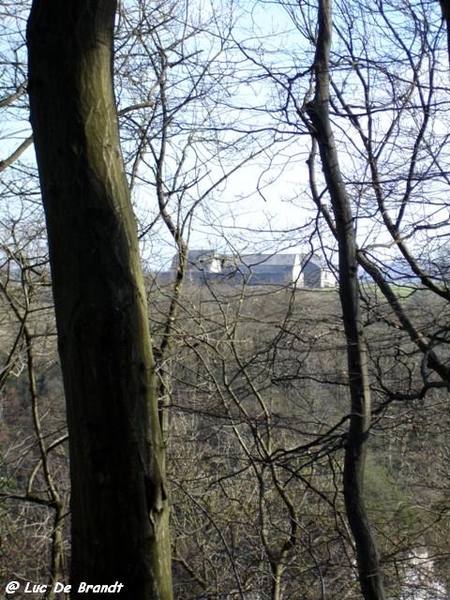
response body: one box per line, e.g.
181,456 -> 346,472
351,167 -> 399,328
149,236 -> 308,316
27,2 -> 173,598
306,0 -> 386,599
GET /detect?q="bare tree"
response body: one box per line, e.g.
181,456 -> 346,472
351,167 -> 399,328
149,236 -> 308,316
26,1 -> 172,597
0,0 -> 447,597
303,0 -> 386,597
0,227 -> 69,595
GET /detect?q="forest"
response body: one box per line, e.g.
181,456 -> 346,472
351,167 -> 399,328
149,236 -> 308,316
1,0 -> 450,599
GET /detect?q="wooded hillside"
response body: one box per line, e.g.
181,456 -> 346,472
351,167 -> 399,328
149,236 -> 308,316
1,276 -> 449,598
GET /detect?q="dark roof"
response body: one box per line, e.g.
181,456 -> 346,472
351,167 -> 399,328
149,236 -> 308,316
172,250 -> 329,272
239,253 -> 297,267
237,253 -> 325,268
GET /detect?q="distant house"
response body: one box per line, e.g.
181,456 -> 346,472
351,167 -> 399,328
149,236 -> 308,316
305,256 -> 335,287
171,249 -> 223,284
226,253 -> 300,286
170,250 -> 335,288
222,253 -> 329,287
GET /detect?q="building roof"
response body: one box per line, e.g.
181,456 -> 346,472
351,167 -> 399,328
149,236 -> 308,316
239,253 -> 298,267
172,250 -> 329,272
237,253 -> 326,268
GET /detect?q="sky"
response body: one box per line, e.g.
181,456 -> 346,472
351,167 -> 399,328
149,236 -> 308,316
1,0 -> 450,276
122,0 -> 325,270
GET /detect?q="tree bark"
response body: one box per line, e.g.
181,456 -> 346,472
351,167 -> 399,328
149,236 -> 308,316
27,2 -> 173,598
306,0 -> 386,599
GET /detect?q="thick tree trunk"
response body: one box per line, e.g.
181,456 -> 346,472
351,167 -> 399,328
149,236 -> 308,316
27,2 -> 173,598
306,1 -> 386,599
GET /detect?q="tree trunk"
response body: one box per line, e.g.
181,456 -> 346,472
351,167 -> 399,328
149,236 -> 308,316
26,2 -> 173,598
306,0 -> 386,598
